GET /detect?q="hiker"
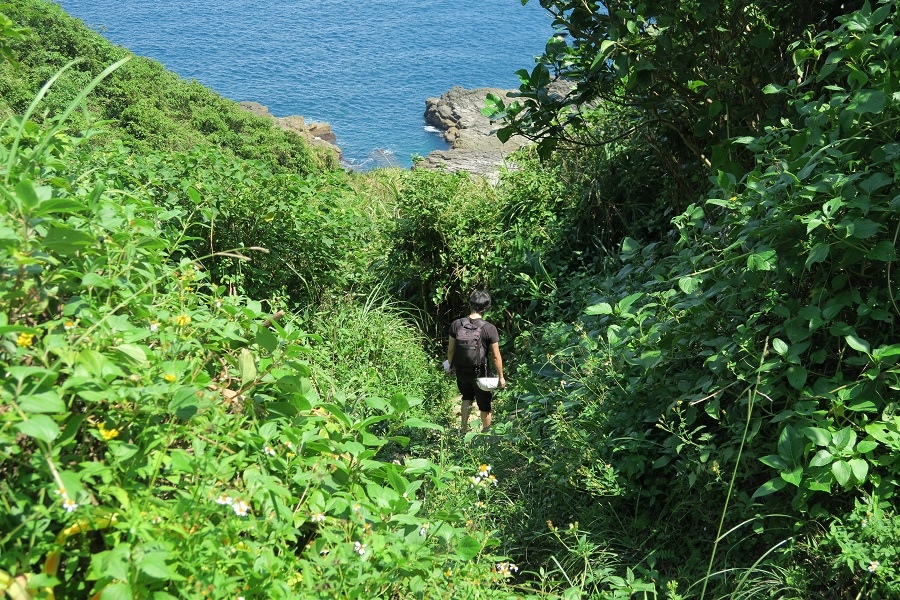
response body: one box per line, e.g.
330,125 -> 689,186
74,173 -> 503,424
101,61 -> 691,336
447,290 -> 506,434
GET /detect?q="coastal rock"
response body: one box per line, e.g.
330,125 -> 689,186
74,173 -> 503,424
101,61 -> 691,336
238,101 -> 341,159
420,86 -> 530,182
421,82 -> 574,181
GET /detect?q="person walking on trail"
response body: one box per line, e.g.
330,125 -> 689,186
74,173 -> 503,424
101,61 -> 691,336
447,290 -> 506,434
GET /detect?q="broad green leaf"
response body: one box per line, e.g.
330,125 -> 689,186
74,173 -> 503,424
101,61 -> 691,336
18,390 -> 66,414
113,344 -> 148,367
809,449 -> 834,467
805,243 -> 829,267
846,218 -> 879,239
856,439 -> 878,453
33,197 -> 86,216
138,550 -> 176,579
759,454 -> 788,470
800,427 -> 831,446
617,292 -> 643,314
255,326 -> 278,353
389,393 -> 410,413
357,414 -> 394,431
771,338 -> 789,356
42,225 -> 97,256
849,458 -> 868,483
845,334 -> 870,355
831,460 -> 852,486
847,89 -> 885,114
846,399 -> 878,412
747,249 -> 777,271
780,465 -> 803,486
321,403 -> 351,428
621,237 -> 641,254
402,418 -> 444,432
456,534 -> 481,560
873,344 -> 900,360
15,415 -> 60,443
258,422 -> 279,441
751,477 -> 788,499
167,387 -> 199,420
777,425 -> 803,463
867,240 -> 897,261
786,365 -> 807,390
100,583 -> 134,600
832,428 -> 857,451
677,276 -> 699,294
585,302 -> 613,315
15,179 -> 43,209
239,348 -> 257,386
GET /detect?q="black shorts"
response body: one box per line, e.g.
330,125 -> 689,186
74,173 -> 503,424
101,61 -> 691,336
456,373 -> 492,413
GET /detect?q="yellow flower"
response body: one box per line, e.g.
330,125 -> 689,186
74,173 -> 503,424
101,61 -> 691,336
64,321 -> 75,331
175,314 -> 191,327
164,373 -> 177,383
98,426 -> 119,440
16,332 -> 35,348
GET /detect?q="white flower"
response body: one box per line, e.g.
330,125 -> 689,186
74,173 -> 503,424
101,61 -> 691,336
310,512 -> 326,523
151,515 -> 163,524
353,541 -> 366,556
419,523 -> 430,537
232,499 -> 250,516
868,560 -> 880,573
216,494 -> 234,506
62,497 -> 78,513
264,446 -> 276,456
477,464 -> 492,476
149,321 -> 159,332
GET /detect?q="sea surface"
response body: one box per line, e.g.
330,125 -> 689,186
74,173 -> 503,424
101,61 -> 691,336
55,0 -> 555,169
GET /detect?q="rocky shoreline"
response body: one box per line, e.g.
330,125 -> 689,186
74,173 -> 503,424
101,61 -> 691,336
238,101 -> 343,160
239,86 -> 532,180
418,86 -> 531,181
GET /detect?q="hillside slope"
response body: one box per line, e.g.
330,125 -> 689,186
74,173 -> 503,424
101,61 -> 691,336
0,0 -> 330,174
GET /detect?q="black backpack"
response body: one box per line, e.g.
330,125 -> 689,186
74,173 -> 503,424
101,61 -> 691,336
454,318 -> 488,371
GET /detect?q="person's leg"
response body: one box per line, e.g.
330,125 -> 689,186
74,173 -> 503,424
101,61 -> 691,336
460,399 -> 474,433
475,390 -> 493,432
480,410 -> 492,432
457,375 -> 478,434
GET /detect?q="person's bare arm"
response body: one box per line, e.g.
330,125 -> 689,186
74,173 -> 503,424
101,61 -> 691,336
490,342 -> 506,388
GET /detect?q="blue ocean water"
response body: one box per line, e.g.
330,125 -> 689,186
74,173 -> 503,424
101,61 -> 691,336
55,0 -> 555,169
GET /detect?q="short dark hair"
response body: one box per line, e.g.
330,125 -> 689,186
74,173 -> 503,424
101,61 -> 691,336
469,290 -> 491,313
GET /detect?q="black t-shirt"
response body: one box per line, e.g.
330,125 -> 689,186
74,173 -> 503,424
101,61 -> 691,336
449,317 -> 499,375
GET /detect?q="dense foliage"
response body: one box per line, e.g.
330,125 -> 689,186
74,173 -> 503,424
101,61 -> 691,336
2,0 -> 900,598
0,65 -> 528,599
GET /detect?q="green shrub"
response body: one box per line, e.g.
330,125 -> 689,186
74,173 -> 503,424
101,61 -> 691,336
0,71 -> 526,600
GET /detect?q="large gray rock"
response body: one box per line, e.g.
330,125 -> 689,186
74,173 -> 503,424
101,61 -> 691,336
421,87 -> 530,181
423,86 -> 530,152
420,82 -> 575,180
238,101 -> 341,159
